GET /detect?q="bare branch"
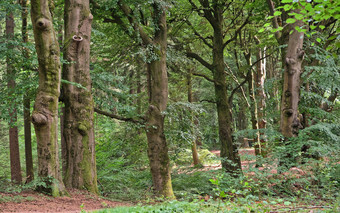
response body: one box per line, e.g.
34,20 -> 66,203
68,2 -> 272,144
266,0 -> 281,40
186,52 -> 213,71
94,108 -> 144,124
223,15 -> 250,48
193,72 -> 215,83
185,19 -> 213,49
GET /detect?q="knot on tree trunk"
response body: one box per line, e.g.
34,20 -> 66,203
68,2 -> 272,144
72,35 -> 83,42
35,18 -> 50,30
283,108 -> 294,117
32,112 -> 48,125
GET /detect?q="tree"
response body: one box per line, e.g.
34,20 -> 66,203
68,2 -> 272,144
30,0 -> 66,196
185,0 -> 251,173
6,3 -> 22,184
266,0 -> 305,137
91,0 -> 174,198
62,0 -> 98,194
21,0 -> 34,183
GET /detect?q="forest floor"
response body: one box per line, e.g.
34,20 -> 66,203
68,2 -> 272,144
0,149 -> 255,213
0,149 -> 327,212
0,189 -> 130,212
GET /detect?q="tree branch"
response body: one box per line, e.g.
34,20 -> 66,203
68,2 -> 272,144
266,0 -> 281,40
94,108 -> 144,124
192,72 -> 215,83
186,52 -> 213,71
223,15 -> 250,48
185,19 -> 213,49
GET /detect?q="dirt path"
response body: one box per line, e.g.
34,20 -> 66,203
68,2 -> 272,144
0,189 -> 130,213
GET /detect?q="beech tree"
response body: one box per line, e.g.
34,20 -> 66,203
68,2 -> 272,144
91,0 -> 174,198
30,0 -> 66,196
185,0 -> 252,173
62,0 -> 98,194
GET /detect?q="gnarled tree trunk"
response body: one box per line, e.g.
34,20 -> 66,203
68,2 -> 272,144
280,17 -> 304,138
62,0 -> 98,194
30,0 -> 66,196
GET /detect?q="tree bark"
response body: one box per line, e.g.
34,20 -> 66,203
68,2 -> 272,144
187,69 -> 200,166
30,0 -> 66,196
62,0 -> 98,194
213,15 -> 241,173
254,37 -> 267,157
6,8 -> 22,185
145,7 -> 174,197
280,16 -> 304,137
21,0 -> 34,183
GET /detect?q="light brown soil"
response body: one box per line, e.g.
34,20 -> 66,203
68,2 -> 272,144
0,189 -> 130,213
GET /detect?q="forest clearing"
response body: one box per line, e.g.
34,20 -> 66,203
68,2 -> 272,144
0,0 -> 339,212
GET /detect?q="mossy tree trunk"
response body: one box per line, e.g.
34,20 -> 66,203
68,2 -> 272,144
144,5 -> 174,198
30,0 -> 66,196
186,1 -> 243,173
213,28 -> 241,172
62,0 -> 98,194
6,7 -> 22,184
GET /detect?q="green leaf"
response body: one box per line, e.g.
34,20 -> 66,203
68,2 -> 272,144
281,0 -> 293,3
316,38 -> 321,43
310,25 -> 317,30
319,25 -> 325,30
283,4 -> 293,11
274,11 -> 282,16
259,28 -> 265,33
286,18 -> 296,24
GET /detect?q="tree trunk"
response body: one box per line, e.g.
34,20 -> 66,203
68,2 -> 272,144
144,6 -> 174,198
30,0 -> 66,196
254,37 -> 267,157
62,0 -> 98,194
187,69 -> 200,166
6,8 -> 22,184
280,17 -> 304,138
213,18 -> 241,173
21,0 -> 34,183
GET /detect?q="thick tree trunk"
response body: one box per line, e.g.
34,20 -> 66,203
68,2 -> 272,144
144,7 -> 174,198
30,0 -> 66,196
280,17 -> 304,137
21,0 -> 34,183
6,9 -> 22,184
213,21 -> 241,173
187,69 -> 200,166
62,0 -> 98,194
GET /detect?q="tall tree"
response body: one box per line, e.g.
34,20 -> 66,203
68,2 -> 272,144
6,4 -> 22,184
93,0 -> 175,197
21,0 -> 34,183
267,0 -> 305,137
62,0 -> 98,194
30,0 -> 66,196
186,0 -> 250,173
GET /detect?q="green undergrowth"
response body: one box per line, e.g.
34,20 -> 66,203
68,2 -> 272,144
92,199 -> 338,213
0,194 -> 35,203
